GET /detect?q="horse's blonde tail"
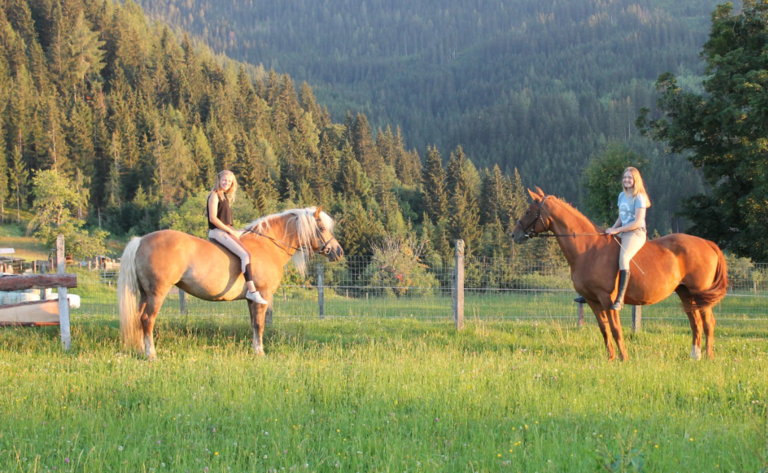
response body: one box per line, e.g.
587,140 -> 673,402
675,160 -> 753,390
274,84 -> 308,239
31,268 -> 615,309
117,237 -> 144,352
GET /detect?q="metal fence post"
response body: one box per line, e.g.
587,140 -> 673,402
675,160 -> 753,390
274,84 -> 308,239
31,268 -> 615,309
453,240 -> 465,330
266,307 -> 273,325
577,302 -> 585,326
317,263 -> 325,319
179,289 -> 186,315
56,235 -> 71,350
632,305 -> 642,333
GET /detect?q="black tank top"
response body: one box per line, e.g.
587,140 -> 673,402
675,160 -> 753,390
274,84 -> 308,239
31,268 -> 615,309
207,193 -> 233,229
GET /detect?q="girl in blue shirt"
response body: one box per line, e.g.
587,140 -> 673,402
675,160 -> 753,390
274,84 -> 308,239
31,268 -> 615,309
604,167 -> 651,310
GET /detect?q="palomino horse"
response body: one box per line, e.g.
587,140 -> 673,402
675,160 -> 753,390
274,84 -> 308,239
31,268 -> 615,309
118,207 -> 343,359
511,188 -> 728,361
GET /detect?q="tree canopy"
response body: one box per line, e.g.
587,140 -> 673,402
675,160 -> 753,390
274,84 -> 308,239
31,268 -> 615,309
639,0 -> 768,261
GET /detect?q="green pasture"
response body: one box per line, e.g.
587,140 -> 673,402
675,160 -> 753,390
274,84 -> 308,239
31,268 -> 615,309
1,310 -> 767,472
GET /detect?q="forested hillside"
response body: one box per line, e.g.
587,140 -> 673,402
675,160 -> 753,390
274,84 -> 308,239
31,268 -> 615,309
135,0 -> 718,213
1,0 -> 557,262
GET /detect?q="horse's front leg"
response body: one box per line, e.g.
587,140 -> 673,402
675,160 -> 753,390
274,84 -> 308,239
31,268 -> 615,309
587,301 -> 616,361
608,309 -> 629,361
248,297 -> 270,356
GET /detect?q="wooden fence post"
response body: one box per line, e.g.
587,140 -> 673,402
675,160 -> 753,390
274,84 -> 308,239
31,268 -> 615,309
453,240 -> 465,330
317,263 -> 325,320
179,289 -> 186,315
577,302 -> 585,326
632,305 -> 642,333
56,235 -> 71,350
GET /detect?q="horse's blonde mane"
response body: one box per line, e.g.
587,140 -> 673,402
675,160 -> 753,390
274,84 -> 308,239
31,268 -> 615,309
244,207 -> 335,275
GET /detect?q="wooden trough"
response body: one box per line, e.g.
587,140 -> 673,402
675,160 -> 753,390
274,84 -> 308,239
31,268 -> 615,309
0,236 -> 77,349
0,274 -> 77,326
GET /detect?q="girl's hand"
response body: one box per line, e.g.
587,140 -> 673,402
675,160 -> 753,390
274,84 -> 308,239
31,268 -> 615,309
605,227 -> 619,235
232,229 -> 244,239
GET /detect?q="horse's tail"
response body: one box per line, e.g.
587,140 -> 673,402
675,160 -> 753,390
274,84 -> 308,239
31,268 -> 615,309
117,237 -> 144,352
685,240 -> 729,311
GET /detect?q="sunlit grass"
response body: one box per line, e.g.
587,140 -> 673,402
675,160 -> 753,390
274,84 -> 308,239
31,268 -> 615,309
0,315 -> 766,472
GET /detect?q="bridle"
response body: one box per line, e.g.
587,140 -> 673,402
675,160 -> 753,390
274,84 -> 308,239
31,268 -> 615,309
516,195 -> 606,239
517,195 -> 551,239
242,217 -> 338,256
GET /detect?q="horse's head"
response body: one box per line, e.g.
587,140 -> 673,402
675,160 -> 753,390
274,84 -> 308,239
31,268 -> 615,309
311,207 -> 344,261
511,187 -> 551,244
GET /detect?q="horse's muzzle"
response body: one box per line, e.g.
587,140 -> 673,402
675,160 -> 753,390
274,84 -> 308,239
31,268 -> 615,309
325,244 -> 344,261
511,227 -> 529,244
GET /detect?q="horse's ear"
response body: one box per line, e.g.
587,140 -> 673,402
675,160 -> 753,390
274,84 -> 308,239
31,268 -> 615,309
534,186 -> 545,198
527,188 -> 542,203
314,206 -> 323,218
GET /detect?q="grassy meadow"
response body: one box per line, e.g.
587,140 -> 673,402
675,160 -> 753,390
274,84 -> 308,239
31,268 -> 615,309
1,313 -> 767,472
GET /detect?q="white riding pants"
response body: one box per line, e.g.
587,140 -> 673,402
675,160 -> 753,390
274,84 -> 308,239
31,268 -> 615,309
618,228 -> 646,271
208,228 -> 250,275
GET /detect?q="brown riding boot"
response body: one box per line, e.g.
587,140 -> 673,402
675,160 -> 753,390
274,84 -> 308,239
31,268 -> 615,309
611,270 -> 630,311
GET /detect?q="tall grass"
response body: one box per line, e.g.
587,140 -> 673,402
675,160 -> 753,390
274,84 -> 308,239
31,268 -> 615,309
0,315 -> 766,472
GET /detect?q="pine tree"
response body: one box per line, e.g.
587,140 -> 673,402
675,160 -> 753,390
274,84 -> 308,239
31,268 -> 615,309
421,145 -> 448,224
446,146 -> 482,252
9,145 -> 28,222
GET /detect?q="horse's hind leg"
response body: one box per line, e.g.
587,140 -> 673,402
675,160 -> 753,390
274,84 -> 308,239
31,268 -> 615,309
141,291 -> 169,360
686,309 -> 703,361
702,307 -> 716,360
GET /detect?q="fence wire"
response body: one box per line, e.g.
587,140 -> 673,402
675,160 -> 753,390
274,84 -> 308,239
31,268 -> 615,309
2,256 -> 768,322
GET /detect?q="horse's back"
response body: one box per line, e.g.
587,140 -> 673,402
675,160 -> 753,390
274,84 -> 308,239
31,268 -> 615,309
644,233 -> 725,301
135,230 -> 239,294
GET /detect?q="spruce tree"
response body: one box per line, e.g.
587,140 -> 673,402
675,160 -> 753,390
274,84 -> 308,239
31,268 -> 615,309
421,145 -> 447,224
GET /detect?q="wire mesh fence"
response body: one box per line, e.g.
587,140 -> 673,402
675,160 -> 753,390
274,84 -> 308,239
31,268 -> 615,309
3,254 -> 768,323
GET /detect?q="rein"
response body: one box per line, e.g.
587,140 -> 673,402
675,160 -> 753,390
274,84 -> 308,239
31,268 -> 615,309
241,217 -> 338,256
531,232 -> 607,238
518,195 -> 606,239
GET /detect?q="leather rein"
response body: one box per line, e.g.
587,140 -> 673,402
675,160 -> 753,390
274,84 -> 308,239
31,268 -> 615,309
517,195 -> 606,239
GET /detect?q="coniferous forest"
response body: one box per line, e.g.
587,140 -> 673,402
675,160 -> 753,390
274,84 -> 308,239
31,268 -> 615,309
135,0 -> 719,220
0,0 -> 726,261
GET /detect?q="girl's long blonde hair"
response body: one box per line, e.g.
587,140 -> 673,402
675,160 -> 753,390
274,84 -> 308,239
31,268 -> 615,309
212,170 -> 237,203
623,167 -> 651,207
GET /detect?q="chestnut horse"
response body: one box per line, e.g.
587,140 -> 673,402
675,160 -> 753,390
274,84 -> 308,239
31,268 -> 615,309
118,207 -> 344,359
511,188 -> 728,361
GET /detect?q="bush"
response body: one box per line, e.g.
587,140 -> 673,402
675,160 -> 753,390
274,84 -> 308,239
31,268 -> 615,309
364,234 -> 439,298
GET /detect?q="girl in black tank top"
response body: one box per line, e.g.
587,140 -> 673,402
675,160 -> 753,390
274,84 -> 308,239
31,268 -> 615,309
207,170 -> 267,305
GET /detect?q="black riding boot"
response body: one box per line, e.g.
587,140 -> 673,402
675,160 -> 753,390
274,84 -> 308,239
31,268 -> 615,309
611,270 -> 630,311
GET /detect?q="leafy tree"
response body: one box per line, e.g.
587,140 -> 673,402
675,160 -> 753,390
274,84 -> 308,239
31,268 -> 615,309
638,0 -> 768,260
581,143 -> 647,226
27,169 -> 107,258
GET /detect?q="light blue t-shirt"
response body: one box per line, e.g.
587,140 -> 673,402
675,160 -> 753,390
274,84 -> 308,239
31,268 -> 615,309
618,192 -> 647,228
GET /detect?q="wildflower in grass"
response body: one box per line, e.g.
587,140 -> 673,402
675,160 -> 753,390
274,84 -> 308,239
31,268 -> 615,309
118,446 -> 123,451
64,458 -> 69,464
215,452 -> 219,456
